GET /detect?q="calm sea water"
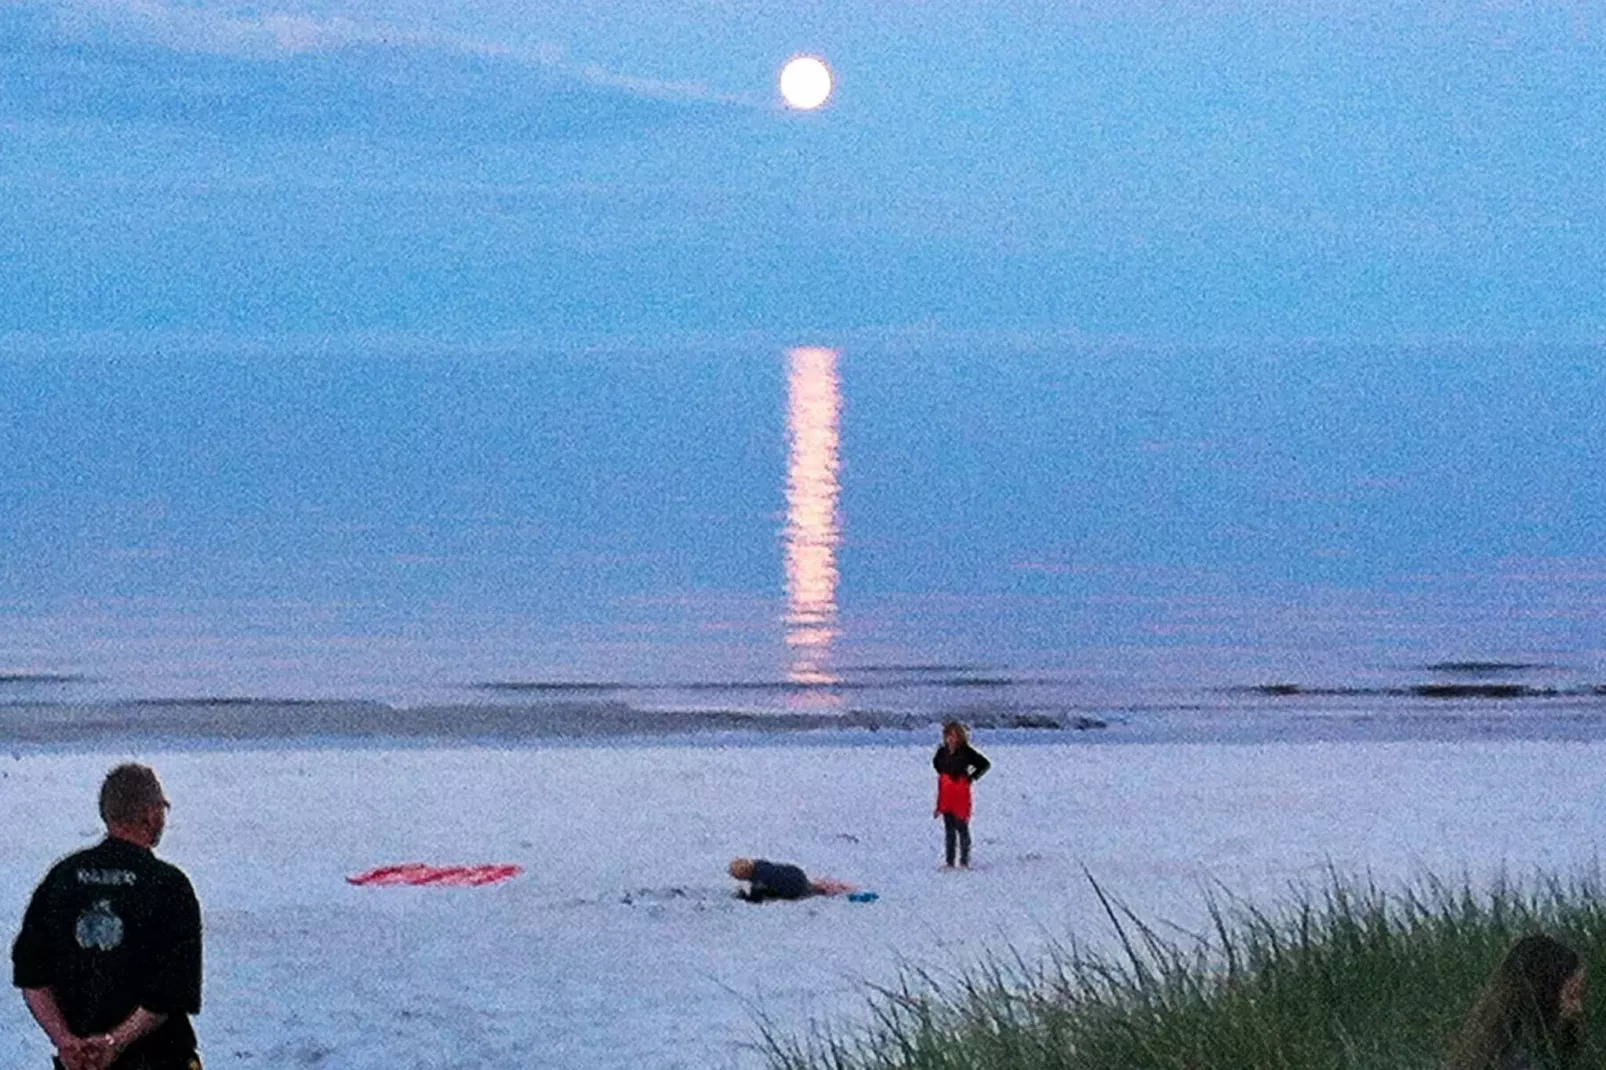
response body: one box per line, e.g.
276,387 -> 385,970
2,334 -> 1603,731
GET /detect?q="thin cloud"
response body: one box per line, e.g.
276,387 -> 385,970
2,0 -> 748,140
55,0 -> 744,101
53,0 -> 456,58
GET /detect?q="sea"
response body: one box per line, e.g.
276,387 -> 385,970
2,332 -> 1603,745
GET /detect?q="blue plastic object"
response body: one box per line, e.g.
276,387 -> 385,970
847,890 -> 879,903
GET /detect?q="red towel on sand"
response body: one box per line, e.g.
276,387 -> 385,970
347,864 -> 522,887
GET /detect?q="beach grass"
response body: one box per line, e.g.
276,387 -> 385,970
761,870 -> 1606,1070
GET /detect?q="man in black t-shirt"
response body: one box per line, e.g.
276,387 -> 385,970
13,764 -> 202,1070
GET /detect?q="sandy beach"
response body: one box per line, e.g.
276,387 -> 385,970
3,735 -> 1603,1069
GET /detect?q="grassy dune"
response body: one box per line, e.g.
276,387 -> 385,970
765,872 -> 1606,1070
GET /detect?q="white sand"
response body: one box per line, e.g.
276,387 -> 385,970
3,738 -> 1602,1069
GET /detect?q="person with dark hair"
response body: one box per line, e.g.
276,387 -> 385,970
1446,933 -> 1587,1070
727,858 -> 854,902
13,764 -> 203,1070
932,721 -> 990,868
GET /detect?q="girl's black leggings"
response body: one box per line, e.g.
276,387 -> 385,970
943,813 -> 971,866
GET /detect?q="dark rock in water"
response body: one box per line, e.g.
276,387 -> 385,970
982,713 -> 1109,730
1008,714 -> 1063,729
1252,683 -> 1304,696
945,711 -> 1109,731
1423,661 -> 1549,676
0,673 -> 85,686
476,680 -> 628,693
1410,684 -> 1551,699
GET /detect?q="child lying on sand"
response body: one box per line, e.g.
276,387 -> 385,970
727,857 -> 854,902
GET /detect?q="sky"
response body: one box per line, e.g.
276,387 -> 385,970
4,0 -> 1605,341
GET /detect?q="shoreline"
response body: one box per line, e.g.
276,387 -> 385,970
3,693 -> 1606,751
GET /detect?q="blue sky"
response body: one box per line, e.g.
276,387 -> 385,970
3,0 -> 1604,339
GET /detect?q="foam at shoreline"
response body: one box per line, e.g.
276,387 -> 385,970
4,691 -> 1606,750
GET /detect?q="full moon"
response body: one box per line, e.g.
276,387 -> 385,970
779,55 -> 832,110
